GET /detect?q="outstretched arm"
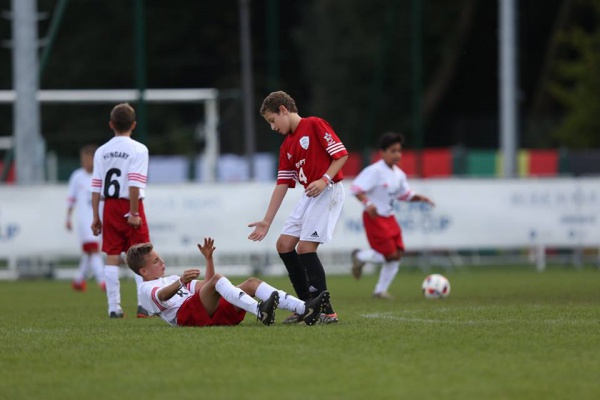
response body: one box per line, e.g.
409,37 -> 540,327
197,237 -> 216,281
410,194 -> 435,207
248,184 -> 289,241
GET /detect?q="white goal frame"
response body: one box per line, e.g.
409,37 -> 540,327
0,88 -> 220,182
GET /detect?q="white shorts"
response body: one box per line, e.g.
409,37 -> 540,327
281,182 -> 345,243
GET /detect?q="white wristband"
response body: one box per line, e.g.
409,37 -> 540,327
322,173 -> 332,183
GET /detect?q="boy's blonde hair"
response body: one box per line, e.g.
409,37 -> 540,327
126,242 -> 153,275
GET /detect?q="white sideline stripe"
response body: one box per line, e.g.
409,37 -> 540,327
361,313 -> 599,325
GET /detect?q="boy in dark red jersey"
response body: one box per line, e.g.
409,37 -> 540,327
248,91 -> 348,324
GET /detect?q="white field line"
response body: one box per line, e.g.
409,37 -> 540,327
360,312 -> 600,325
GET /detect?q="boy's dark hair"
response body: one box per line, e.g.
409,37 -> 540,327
110,103 -> 136,133
126,242 -> 154,275
260,91 -> 298,115
378,132 -> 405,150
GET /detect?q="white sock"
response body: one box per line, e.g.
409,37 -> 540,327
215,277 -> 259,316
90,253 -> 105,285
134,273 -> 144,306
358,249 -> 385,264
256,282 -> 305,315
74,255 -> 88,283
104,265 -> 121,313
374,260 -> 400,294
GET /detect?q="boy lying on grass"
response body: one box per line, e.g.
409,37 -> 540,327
126,237 -> 329,327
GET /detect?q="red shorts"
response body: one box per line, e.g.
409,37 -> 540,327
363,212 -> 404,257
101,198 -> 150,255
82,242 -> 100,253
176,292 -> 246,327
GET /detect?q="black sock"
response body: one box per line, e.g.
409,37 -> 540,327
278,250 -> 311,301
299,252 -> 334,313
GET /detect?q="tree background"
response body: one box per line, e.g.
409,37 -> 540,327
0,0 -> 597,162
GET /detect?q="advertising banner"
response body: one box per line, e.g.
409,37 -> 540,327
1,178 -> 598,264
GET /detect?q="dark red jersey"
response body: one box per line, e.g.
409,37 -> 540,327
276,117 -> 348,189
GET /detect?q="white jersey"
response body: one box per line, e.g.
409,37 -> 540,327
139,275 -> 198,326
91,136 -> 148,199
66,167 -> 99,244
350,159 -> 414,217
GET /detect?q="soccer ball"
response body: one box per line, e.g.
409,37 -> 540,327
421,274 -> 450,299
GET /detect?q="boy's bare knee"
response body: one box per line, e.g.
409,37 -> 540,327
238,277 -> 263,294
246,277 -> 262,286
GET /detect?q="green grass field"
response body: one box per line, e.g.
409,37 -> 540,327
1,265 -> 599,400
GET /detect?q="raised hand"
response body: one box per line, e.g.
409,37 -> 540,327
197,237 -> 216,259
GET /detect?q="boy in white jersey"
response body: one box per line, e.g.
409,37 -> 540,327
91,103 -> 151,318
248,91 -> 348,324
126,237 -> 330,327
66,144 -> 105,292
350,132 -> 434,299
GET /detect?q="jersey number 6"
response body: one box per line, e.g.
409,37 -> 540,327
103,168 -> 121,199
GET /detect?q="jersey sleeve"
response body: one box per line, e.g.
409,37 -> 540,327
350,165 -> 377,195
139,281 -> 166,315
66,170 -> 78,207
91,150 -> 103,194
396,170 -> 415,201
315,119 -> 348,160
187,280 -> 198,293
128,145 -> 149,189
276,144 -> 297,188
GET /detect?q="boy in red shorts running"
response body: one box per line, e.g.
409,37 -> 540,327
350,132 -> 434,299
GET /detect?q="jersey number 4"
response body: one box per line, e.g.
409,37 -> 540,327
103,168 -> 122,199
298,167 -> 307,184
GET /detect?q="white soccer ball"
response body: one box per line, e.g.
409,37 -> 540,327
421,274 -> 451,299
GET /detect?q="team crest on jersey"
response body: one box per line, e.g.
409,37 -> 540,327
323,132 -> 336,146
300,136 -> 310,150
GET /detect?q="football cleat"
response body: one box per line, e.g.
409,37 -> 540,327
318,312 -> 339,324
257,291 -> 279,326
109,310 -> 124,319
301,291 -> 330,326
372,291 -> 394,300
351,249 -> 365,280
137,305 -> 151,318
72,280 -> 87,292
282,312 -> 303,324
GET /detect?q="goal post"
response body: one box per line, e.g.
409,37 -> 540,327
0,88 -> 220,182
